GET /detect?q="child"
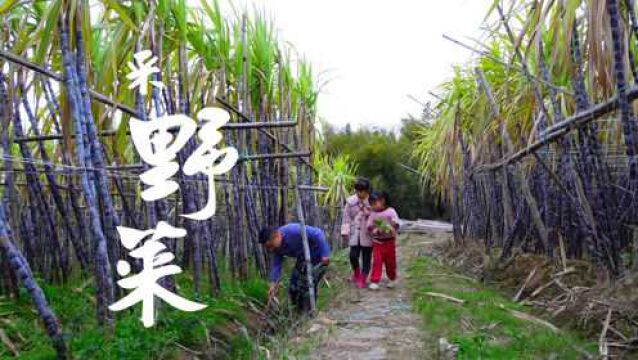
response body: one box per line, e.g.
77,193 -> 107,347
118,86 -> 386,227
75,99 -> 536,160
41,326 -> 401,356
341,177 -> 372,289
366,191 -> 400,290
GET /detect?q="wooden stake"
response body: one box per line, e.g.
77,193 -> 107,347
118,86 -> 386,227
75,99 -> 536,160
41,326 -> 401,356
294,185 -> 316,313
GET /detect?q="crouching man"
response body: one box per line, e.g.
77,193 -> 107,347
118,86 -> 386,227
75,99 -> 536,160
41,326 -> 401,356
259,224 -> 331,312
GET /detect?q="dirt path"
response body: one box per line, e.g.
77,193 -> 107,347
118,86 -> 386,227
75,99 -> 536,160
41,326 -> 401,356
302,221 -> 452,360
283,220 -> 600,359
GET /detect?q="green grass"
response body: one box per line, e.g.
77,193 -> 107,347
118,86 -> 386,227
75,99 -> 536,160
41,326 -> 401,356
0,247 -> 357,359
0,270 -> 269,359
406,255 -> 597,359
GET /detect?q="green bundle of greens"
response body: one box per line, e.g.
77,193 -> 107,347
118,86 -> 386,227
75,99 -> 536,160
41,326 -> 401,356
374,218 -> 393,234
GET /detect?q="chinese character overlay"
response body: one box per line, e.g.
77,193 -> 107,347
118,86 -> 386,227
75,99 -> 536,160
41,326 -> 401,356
110,50 -> 238,327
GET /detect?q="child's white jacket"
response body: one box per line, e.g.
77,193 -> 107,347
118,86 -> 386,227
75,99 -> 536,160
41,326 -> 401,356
340,195 -> 372,247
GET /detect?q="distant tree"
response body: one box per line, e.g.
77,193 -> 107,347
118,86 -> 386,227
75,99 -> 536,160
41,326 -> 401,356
321,121 -> 448,220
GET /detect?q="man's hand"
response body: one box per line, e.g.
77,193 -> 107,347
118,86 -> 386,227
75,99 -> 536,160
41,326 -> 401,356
321,257 -> 330,266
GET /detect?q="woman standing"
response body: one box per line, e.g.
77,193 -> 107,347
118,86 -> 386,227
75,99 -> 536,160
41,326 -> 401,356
341,177 -> 372,288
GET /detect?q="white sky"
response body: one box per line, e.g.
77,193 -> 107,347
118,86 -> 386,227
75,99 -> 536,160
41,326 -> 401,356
211,0 -> 494,131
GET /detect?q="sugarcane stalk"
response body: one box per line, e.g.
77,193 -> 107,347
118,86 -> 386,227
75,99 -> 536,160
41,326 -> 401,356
242,170 -> 267,277
19,82 -> 89,272
570,20 -> 611,223
204,219 -> 221,295
0,71 -> 14,223
459,130 -> 484,239
475,65 -> 549,252
607,0 -> 638,272
40,77 -> 62,134
475,68 -> 515,237
75,3 -> 123,273
174,36 -> 205,295
277,57 -> 289,226
0,71 -> 26,294
608,0 -> 638,207
0,204 -> 68,359
625,0 -> 638,79
537,37 -> 601,260
446,117 -> 463,244
40,75 -> 91,259
11,75 -> 68,280
59,9 -> 114,326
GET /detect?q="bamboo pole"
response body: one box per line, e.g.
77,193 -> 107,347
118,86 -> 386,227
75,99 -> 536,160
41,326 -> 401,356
0,173 -> 329,193
240,152 -> 312,161
12,121 -> 299,144
294,185 -> 316,313
475,86 -> 638,173
81,152 -> 312,171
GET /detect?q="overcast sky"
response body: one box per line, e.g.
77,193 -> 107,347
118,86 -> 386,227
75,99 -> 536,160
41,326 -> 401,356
220,0 -> 493,131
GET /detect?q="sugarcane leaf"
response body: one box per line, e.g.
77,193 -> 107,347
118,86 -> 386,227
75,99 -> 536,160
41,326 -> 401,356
34,0 -> 62,64
103,0 -> 138,32
0,0 -> 18,16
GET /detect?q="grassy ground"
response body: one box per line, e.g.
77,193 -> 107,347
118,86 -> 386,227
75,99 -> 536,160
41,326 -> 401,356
405,237 -> 598,359
0,269 -> 269,359
0,250 -> 351,359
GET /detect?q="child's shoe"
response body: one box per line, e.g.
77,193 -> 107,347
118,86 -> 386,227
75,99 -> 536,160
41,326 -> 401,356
368,283 -> 380,290
351,268 -> 361,283
386,279 -> 397,289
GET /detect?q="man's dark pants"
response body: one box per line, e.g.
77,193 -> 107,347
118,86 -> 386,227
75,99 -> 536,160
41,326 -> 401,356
288,259 -> 328,312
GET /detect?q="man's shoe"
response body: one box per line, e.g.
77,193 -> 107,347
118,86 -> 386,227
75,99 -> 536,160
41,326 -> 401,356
386,280 -> 397,289
368,283 -> 380,290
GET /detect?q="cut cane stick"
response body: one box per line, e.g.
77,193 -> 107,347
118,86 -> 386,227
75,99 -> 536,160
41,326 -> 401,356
424,292 -> 465,304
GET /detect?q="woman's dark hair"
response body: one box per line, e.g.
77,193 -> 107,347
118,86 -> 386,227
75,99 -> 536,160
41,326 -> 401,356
369,190 -> 390,207
258,227 -> 278,244
354,177 -> 371,192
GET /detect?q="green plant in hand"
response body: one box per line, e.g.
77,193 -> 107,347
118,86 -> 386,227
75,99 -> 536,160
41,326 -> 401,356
374,218 -> 393,234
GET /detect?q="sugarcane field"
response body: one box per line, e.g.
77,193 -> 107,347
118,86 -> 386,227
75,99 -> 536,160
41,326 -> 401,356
1,0 -> 638,359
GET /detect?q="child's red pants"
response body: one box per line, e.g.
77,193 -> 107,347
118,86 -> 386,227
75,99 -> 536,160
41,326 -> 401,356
370,239 -> 397,283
